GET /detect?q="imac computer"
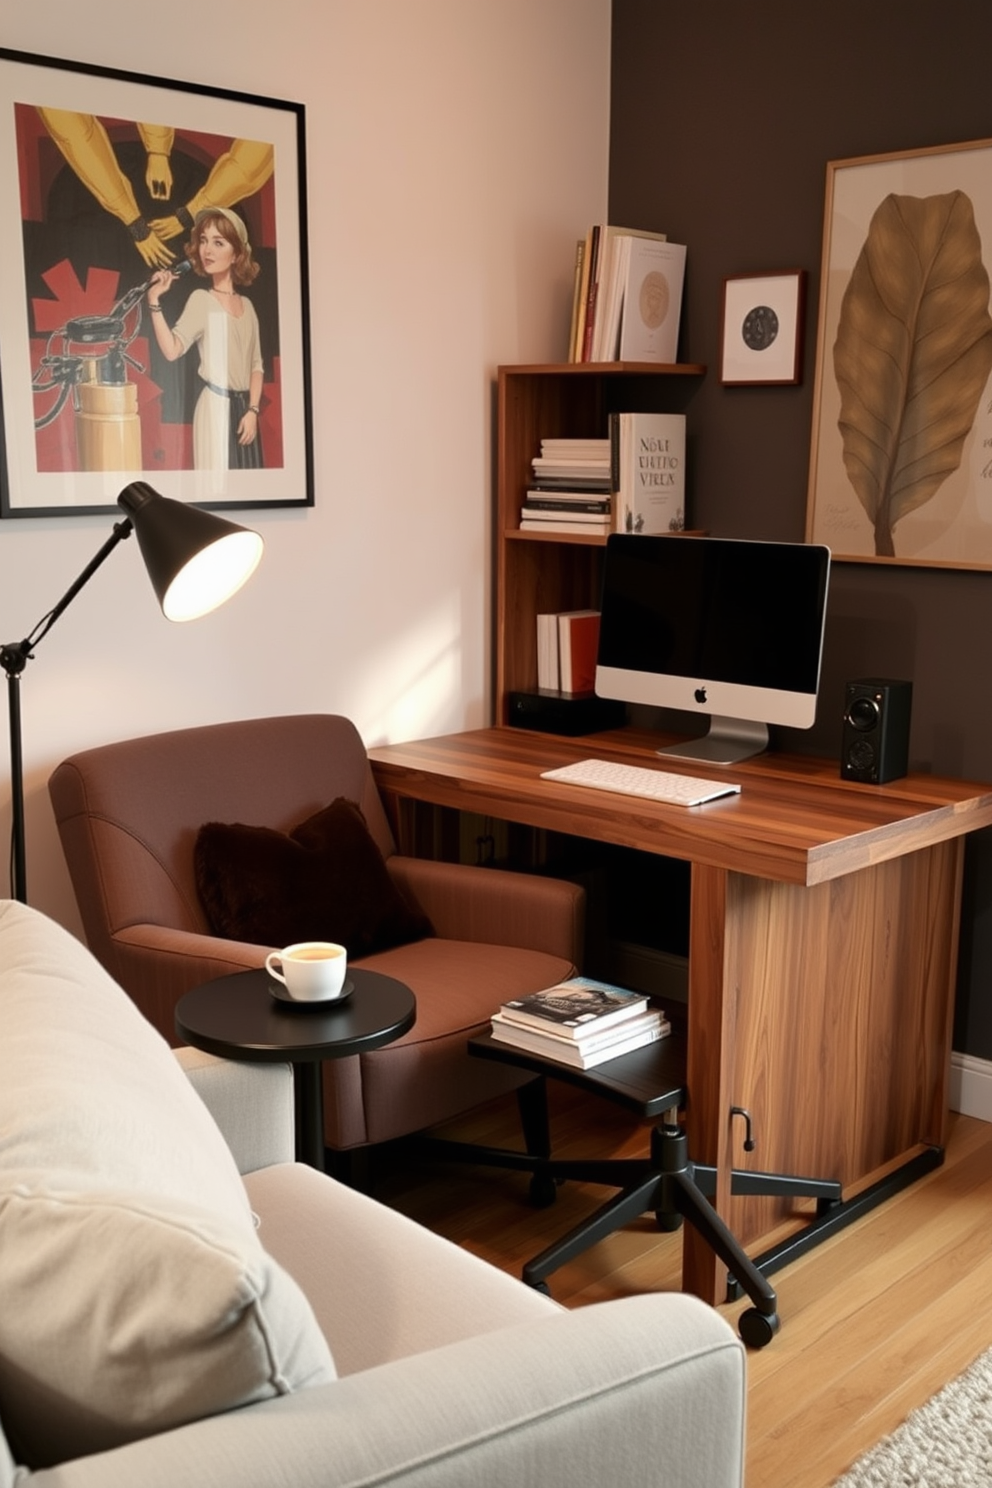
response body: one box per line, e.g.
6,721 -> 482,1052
595,533 -> 831,765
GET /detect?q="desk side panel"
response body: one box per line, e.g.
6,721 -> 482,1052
712,839 -> 962,1253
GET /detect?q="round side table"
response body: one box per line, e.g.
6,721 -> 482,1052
175,967 -> 416,1169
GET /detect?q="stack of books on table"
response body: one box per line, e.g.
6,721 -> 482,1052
521,438 -> 612,535
490,976 -> 670,1070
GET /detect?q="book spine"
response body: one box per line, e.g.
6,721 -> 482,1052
571,227 -> 594,364
524,499 -> 612,514
567,238 -> 586,363
580,224 -> 602,362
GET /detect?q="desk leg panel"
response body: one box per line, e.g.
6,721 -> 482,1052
684,841 -> 963,1301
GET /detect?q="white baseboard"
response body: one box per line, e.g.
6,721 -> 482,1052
950,1052 -> 992,1123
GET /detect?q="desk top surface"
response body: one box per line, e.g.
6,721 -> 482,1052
369,726 -> 992,887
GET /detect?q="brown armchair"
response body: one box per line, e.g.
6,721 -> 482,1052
49,714 -> 585,1157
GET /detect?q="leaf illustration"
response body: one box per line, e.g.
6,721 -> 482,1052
833,191 -> 992,556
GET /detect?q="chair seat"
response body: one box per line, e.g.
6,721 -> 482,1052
342,938 -> 574,1147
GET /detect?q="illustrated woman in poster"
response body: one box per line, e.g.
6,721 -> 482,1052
147,206 -> 263,470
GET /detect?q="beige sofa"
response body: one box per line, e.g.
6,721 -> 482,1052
0,900 -> 746,1487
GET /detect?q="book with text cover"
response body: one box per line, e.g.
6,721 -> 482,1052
498,976 -> 648,1038
557,609 -> 600,694
610,411 -> 686,534
585,226 -> 670,362
618,239 -> 687,364
490,1009 -> 670,1069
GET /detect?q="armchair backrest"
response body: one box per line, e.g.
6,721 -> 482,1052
49,714 -> 396,966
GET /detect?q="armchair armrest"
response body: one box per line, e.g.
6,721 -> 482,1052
106,924 -> 270,1043
174,1047 -> 295,1173
388,855 -> 584,962
43,1294 -> 744,1488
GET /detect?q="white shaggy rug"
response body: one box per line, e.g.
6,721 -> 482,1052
832,1345 -> 992,1486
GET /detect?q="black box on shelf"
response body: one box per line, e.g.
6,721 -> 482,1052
508,691 -> 627,737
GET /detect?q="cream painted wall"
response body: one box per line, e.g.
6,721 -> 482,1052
0,1 -> 610,932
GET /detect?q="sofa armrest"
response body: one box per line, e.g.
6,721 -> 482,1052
388,856 -> 585,962
32,1294 -> 744,1488
173,1048 -> 295,1174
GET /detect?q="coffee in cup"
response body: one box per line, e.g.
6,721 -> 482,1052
265,941 -> 348,1001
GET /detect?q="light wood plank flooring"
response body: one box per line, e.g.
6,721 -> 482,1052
374,1084 -> 992,1488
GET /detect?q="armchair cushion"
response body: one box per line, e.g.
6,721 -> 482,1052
194,795 -> 433,956
0,901 -> 335,1470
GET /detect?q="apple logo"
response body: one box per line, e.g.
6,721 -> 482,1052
694,686 -> 707,705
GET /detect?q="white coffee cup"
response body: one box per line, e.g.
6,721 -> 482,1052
265,941 -> 348,1001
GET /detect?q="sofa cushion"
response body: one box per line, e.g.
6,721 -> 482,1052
0,901 -> 335,1470
194,795 -> 433,956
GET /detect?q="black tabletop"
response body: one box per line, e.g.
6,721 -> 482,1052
176,966 -> 416,1063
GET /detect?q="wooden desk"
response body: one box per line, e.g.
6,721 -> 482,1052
369,726 -> 992,1304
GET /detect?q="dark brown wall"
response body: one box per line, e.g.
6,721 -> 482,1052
609,0 -> 992,1056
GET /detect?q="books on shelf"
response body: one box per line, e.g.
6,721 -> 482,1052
569,225 -> 671,364
534,609 -> 602,692
617,239 -> 687,364
524,437 -> 613,534
610,411 -> 686,534
491,975 -> 670,1069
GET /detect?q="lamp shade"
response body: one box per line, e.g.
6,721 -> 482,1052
117,482 -> 263,622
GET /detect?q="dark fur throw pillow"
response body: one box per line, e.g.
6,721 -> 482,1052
194,797 -> 433,956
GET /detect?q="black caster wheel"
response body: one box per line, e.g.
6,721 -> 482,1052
528,1173 -> 557,1208
738,1308 -> 780,1349
655,1210 -> 683,1232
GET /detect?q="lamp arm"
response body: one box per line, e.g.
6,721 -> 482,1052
1,518 -> 133,904
1,519 -> 133,673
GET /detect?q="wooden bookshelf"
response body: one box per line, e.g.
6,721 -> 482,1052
495,362 -> 705,724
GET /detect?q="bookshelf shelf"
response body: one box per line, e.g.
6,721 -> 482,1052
495,362 -> 706,725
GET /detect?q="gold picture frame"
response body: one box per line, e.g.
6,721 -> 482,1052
806,137 -> 992,569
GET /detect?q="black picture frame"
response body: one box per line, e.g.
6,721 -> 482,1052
0,48 -> 313,516
720,270 -> 805,387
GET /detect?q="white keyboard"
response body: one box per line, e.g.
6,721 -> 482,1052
540,757 -> 741,807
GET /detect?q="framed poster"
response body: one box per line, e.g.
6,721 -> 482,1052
0,48 -> 312,516
807,137 -> 992,568
720,270 -> 805,385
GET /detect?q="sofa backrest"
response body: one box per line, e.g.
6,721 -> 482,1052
49,714 -> 396,963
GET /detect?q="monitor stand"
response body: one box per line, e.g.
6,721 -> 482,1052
656,717 -> 769,767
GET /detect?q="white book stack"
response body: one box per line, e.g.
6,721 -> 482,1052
490,976 -> 670,1070
522,438 -> 612,535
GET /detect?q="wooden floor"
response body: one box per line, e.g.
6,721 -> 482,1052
374,1084 -> 992,1488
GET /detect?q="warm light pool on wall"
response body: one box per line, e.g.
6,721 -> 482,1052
1,482 -> 263,902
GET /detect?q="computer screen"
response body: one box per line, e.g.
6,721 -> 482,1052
595,534 -> 831,764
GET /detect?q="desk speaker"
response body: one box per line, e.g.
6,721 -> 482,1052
840,678 -> 912,784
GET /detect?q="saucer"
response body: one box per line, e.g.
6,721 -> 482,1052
269,977 -> 355,1008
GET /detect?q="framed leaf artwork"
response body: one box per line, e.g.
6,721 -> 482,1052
806,138 -> 992,569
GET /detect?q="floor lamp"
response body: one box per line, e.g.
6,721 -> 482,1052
1,481 -> 264,904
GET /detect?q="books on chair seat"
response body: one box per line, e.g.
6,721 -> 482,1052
492,976 -> 670,1069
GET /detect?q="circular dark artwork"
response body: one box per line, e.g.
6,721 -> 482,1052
741,305 -> 779,351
